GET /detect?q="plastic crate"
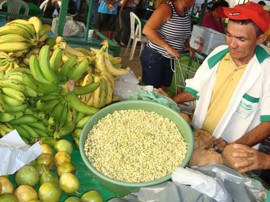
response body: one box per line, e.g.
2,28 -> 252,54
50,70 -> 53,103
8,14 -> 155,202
190,25 -> 226,55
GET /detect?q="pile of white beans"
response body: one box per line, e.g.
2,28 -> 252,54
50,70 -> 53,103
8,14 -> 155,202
84,109 -> 187,183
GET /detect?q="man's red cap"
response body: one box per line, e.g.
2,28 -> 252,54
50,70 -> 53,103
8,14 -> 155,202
216,2 -> 270,33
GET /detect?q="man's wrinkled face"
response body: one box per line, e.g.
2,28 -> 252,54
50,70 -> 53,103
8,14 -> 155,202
226,21 -> 262,65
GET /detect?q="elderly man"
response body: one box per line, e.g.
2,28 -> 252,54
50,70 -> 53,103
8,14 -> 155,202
159,2 -> 270,152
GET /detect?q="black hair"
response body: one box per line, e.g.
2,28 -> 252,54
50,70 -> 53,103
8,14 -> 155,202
229,19 -> 264,37
212,0 -> 229,11
258,1 -> 266,6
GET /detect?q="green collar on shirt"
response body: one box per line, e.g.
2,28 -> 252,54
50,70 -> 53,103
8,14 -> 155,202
207,45 -> 269,68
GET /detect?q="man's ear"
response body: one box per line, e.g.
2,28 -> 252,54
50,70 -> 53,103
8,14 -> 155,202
257,34 -> 267,45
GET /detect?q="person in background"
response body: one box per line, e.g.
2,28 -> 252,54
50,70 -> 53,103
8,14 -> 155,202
86,0 -> 100,29
42,0 -> 77,18
258,1 -> 266,6
97,0 -> 120,39
140,0 -> 195,90
201,0 -> 229,33
114,0 -> 141,47
158,2 -> 270,153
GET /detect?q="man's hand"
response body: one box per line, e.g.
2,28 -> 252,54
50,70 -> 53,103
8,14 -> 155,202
228,144 -> 270,173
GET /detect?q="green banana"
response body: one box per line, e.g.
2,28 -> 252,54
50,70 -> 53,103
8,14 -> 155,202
55,103 -> 77,134
0,79 -> 25,91
0,42 -> 32,52
54,123 -> 75,139
49,48 -> 63,73
75,111 -> 85,123
49,98 -> 66,124
0,112 -> 15,122
6,20 -> 36,38
1,93 -> 24,106
58,101 -> 68,127
27,121 -> 47,133
64,92 -> 99,115
7,67 -> 31,75
76,115 -> 92,128
22,73 -> 60,95
36,99 -> 59,111
12,124 -> 33,143
59,55 -> 77,81
20,124 -> 39,139
38,45 -> 59,84
23,107 -> 35,115
3,103 -> 28,113
0,123 -> 13,136
2,87 -> 25,102
72,82 -> 100,95
23,85 -> 38,97
0,34 -> 30,44
4,72 -> 24,83
0,24 -> 32,38
9,114 -> 38,125
73,128 -> 82,139
29,54 -> 49,83
32,127 -> 49,137
38,93 -> 61,101
39,136 -> 57,147
67,59 -> 89,82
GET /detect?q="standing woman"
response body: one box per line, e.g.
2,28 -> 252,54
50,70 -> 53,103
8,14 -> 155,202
140,0 -> 195,89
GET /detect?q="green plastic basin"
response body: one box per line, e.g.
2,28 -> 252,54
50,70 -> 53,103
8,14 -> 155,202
79,100 -> 194,197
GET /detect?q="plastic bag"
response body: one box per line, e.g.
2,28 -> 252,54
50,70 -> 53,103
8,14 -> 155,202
110,165 -> 268,202
114,71 -> 153,100
51,15 -> 85,37
128,90 -> 180,113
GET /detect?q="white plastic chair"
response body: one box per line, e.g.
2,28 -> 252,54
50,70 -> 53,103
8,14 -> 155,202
124,12 -> 148,60
0,0 -> 29,15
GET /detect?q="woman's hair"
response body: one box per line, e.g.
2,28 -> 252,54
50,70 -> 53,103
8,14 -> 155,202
229,19 -> 264,37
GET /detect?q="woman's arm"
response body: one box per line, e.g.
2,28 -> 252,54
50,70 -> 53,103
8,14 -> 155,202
157,88 -> 196,104
142,3 -> 181,58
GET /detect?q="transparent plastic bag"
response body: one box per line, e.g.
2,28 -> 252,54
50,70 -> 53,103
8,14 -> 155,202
51,15 -> 85,37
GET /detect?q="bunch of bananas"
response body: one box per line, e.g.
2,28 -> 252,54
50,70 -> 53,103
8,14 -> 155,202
78,41 -> 130,109
0,43 -> 100,144
0,16 -> 51,73
0,18 -> 132,146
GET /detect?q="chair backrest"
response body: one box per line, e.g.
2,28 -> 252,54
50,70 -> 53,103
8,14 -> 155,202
130,12 -> 143,40
0,0 -> 8,9
39,0 -> 50,12
1,0 -> 29,15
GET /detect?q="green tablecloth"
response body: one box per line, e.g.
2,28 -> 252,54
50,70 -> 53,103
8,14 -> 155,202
8,136 -> 117,201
